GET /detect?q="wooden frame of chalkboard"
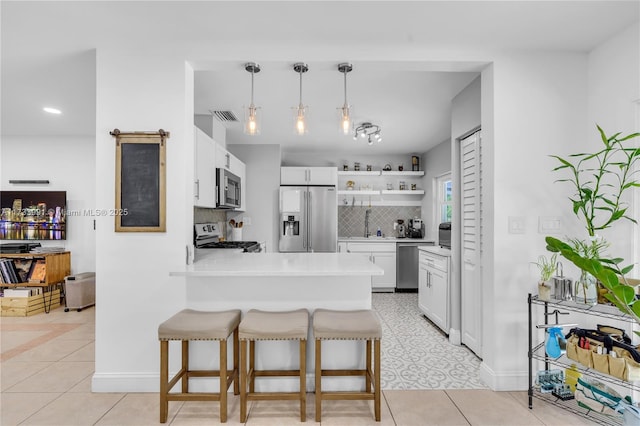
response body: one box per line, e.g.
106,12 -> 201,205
112,130 -> 168,232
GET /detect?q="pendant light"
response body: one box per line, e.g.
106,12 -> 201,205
292,62 -> 309,135
337,63 -> 353,135
243,62 -> 261,135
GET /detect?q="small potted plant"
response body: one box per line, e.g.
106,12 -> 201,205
534,253 -> 558,301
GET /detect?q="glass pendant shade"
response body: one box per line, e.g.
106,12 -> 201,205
244,104 -> 260,135
292,63 -> 309,135
339,105 -> 352,135
337,63 -> 353,135
294,104 -> 308,135
243,62 -> 261,135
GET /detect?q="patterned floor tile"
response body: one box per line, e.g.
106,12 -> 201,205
373,293 -> 486,390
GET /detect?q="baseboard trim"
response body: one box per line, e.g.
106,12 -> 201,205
479,363 -> 529,391
448,328 -> 461,345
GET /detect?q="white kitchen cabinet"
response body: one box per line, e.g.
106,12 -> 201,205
281,167 -> 337,186
194,126 -> 216,208
216,144 -> 246,211
418,248 -> 450,334
346,242 -> 396,292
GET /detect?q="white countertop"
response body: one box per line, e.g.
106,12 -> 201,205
339,237 -> 435,243
418,246 -> 452,257
171,252 -> 384,277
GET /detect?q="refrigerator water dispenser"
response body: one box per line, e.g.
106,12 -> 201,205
283,214 -> 300,236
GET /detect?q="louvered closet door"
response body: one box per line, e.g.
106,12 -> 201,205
460,130 -> 482,357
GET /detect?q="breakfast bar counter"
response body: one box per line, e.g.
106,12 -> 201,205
172,251 -> 384,277
169,252 -> 383,392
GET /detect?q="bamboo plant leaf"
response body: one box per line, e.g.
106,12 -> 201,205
621,265 -> 635,275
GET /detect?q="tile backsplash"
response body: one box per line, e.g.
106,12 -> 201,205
194,207 -> 228,238
339,206 -> 421,238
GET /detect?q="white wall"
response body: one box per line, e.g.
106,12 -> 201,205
481,52 -> 589,390
587,22 -> 640,274
227,144 -> 281,252
0,136 -> 96,273
92,52 -> 193,391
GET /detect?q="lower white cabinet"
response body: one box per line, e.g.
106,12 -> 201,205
418,248 -> 450,334
345,242 -> 396,292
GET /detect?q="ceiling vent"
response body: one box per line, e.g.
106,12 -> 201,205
210,110 -> 239,123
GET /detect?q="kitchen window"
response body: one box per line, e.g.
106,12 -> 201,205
437,174 -> 452,223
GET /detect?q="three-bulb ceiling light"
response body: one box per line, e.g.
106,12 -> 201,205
354,122 -> 382,146
243,62 -> 261,135
293,62 -> 309,135
337,63 -> 353,135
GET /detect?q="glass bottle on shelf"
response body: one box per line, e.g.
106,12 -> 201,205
574,270 -> 597,305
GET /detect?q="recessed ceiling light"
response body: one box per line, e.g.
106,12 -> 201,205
43,107 -> 62,114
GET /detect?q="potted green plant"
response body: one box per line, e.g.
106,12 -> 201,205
533,253 -> 558,301
546,125 -> 639,309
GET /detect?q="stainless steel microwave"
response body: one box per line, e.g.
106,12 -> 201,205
216,168 -> 241,209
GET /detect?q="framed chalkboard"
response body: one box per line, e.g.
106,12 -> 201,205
113,130 -> 168,232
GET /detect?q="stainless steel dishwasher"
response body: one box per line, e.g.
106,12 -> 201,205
396,241 -> 434,291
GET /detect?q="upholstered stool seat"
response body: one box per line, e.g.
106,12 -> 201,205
313,309 -> 382,422
158,309 -> 241,423
239,309 -> 309,422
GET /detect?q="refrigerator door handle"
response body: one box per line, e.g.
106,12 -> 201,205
302,191 -> 307,249
308,190 -> 312,251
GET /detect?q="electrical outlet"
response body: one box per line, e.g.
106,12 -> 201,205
508,216 -> 526,234
242,217 -> 251,226
539,216 -> 561,234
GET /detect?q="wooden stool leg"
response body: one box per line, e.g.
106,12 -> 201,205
220,338 -> 228,423
240,339 -> 247,423
160,341 -> 169,423
300,339 -> 306,422
315,339 -> 321,422
366,340 -> 372,392
374,340 -> 381,422
181,340 -> 189,393
233,328 -> 240,395
249,340 -> 256,393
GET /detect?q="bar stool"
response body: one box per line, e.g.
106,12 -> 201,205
239,309 -> 309,422
158,309 -> 241,423
313,309 -> 382,422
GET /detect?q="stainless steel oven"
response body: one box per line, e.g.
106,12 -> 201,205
216,168 -> 241,209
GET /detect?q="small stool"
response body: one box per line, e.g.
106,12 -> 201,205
158,309 -> 241,423
313,309 -> 382,422
239,309 -> 309,422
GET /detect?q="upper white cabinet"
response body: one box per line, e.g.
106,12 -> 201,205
216,145 -> 246,211
281,167 -> 337,186
194,126 -> 217,208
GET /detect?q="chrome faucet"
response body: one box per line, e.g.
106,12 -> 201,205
364,209 -> 371,237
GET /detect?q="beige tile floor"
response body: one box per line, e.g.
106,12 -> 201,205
1,305 -> 595,425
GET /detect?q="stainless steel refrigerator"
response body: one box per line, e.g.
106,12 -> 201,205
279,186 -> 337,252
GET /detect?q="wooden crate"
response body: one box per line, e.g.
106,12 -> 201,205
1,289 -> 61,317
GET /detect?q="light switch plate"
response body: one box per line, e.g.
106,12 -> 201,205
539,216 -> 562,234
508,216 -> 526,234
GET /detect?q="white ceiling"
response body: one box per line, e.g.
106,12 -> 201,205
2,1 -> 638,155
